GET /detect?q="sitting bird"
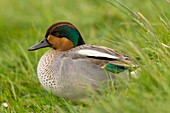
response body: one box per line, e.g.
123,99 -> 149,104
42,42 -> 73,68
28,22 -> 138,100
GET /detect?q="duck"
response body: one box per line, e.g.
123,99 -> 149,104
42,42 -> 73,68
28,22 -> 138,100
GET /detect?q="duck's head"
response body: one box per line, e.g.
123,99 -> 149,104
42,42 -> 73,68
28,22 -> 85,51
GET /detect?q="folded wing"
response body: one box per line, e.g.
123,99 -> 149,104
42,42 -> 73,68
69,44 -> 138,73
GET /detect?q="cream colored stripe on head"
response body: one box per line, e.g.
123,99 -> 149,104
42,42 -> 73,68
77,49 -> 119,59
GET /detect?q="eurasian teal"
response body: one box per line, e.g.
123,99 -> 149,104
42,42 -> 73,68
28,22 -> 137,100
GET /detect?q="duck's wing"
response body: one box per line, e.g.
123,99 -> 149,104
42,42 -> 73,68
68,44 -> 138,73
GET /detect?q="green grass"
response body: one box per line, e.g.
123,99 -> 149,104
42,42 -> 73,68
0,0 -> 170,112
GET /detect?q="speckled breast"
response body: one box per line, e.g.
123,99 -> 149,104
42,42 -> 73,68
37,50 -> 59,91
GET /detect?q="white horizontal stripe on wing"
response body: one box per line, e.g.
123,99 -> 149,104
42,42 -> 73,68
77,49 -> 119,59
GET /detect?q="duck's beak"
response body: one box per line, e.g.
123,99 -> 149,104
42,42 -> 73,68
28,38 -> 50,51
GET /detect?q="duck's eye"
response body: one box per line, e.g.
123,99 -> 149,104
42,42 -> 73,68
52,32 -> 60,36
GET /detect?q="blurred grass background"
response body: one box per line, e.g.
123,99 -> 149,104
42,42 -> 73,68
0,0 -> 170,112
